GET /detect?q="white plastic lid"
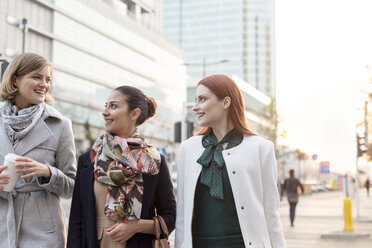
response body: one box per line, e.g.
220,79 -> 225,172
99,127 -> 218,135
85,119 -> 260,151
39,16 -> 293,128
4,153 -> 20,163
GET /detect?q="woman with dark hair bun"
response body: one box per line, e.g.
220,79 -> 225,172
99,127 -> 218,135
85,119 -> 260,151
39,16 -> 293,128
68,86 -> 176,248
176,74 -> 286,248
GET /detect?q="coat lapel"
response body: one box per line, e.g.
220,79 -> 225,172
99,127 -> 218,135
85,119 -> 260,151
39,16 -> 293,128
193,138 -> 204,175
79,161 -> 96,243
14,119 -> 53,156
80,166 -> 94,197
79,158 -> 95,209
0,118 -> 15,157
191,139 -> 203,196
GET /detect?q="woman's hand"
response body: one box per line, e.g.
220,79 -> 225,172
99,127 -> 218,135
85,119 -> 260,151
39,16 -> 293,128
106,221 -> 140,244
0,165 -> 10,191
15,157 -> 51,179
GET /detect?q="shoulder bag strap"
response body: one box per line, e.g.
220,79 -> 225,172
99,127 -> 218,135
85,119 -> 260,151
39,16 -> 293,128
156,215 -> 169,238
152,216 -> 161,240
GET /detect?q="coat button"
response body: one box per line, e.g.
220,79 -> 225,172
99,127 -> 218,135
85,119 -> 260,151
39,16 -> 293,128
241,206 -> 244,210
249,242 -> 252,245
227,152 -> 230,155
232,171 -> 236,174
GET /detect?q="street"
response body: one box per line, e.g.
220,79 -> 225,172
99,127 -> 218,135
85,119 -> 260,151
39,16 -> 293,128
62,189 -> 372,247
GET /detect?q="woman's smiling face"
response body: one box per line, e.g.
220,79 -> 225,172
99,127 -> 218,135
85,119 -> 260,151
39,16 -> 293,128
102,90 -> 137,138
192,84 -> 227,127
14,65 -> 51,109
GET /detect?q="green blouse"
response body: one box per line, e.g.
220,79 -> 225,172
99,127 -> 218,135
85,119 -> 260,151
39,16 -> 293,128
192,129 -> 245,248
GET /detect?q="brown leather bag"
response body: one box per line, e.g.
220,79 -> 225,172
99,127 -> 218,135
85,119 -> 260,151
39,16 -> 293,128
153,216 -> 170,248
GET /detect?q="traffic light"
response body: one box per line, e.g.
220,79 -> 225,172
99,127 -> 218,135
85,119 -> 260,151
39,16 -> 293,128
174,121 -> 181,143
1,60 -> 9,82
186,121 -> 194,139
174,121 -> 195,142
357,134 -> 367,157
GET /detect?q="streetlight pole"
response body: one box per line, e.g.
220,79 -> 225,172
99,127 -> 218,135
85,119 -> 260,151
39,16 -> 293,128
7,15 -> 28,53
355,66 -> 372,219
355,101 -> 368,220
21,18 -> 27,53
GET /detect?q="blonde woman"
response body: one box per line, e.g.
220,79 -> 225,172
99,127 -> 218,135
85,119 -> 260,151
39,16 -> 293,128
0,53 -> 76,248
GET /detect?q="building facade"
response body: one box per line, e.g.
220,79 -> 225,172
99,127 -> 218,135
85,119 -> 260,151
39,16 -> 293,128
163,0 -> 276,98
0,0 -> 187,161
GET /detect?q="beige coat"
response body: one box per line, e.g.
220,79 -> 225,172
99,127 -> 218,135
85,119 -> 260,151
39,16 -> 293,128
0,104 -> 76,248
176,135 -> 286,248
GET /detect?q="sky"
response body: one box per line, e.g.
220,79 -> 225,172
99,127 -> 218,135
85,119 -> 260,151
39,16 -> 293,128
275,0 -> 372,174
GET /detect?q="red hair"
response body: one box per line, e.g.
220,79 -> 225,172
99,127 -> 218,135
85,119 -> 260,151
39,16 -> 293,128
196,74 -> 256,136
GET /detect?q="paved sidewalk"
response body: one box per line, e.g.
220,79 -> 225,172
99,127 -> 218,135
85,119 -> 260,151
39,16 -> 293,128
280,190 -> 372,248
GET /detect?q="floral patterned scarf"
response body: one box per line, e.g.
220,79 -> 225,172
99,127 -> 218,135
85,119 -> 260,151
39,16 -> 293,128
90,129 -> 160,222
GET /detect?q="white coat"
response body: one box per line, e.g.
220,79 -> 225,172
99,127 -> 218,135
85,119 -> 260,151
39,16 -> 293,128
175,135 -> 286,248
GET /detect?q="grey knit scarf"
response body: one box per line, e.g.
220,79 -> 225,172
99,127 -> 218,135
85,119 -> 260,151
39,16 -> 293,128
1,101 -> 44,146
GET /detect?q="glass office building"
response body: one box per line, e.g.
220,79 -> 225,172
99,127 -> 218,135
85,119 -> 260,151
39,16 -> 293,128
0,0 -> 187,160
163,0 -> 275,98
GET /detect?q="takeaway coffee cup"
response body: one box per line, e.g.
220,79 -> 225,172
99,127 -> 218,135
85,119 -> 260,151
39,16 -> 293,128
1,153 -> 21,192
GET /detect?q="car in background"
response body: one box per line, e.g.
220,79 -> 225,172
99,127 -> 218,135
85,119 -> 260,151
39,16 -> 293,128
311,183 -> 326,192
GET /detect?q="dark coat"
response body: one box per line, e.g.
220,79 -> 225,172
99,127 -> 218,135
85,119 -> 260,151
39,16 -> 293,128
67,151 -> 176,248
283,177 -> 304,203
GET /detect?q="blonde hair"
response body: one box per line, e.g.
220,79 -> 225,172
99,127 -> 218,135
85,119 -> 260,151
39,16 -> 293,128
0,53 -> 53,103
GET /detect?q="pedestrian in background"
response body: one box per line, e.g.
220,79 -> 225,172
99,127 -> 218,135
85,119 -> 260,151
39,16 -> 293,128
67,86 -> 176,248
366,177 -> 370,197
283,169 -> 304,227
0,53 -> 76,248
176,74 -> 286,248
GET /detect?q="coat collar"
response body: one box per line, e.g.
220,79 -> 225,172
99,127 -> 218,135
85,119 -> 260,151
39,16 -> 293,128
0,120 -> 50,157
44,104 -> 64,120
13,118 -> 53,156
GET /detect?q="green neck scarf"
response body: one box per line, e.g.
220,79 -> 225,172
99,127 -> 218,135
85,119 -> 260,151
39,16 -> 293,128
197,128 -> 243,200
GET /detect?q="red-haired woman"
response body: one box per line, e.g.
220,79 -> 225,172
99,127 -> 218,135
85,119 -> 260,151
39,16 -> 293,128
175,74 -> 286,248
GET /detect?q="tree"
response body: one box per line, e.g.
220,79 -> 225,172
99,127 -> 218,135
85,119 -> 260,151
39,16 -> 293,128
294,148 -> 308,179
259,98 -> 287,150
259,99 -> 278,147
259,98 -> 288,186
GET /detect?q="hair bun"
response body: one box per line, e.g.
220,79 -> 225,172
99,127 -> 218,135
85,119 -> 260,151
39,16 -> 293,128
146,96 -> 157,118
